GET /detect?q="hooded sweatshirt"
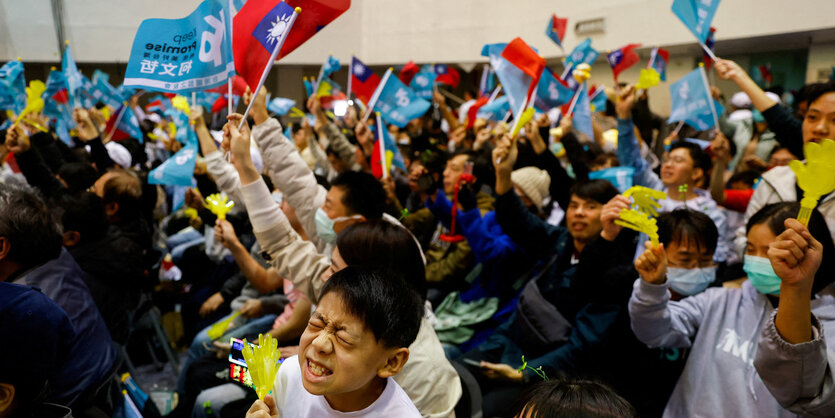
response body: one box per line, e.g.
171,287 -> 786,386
629,278 -> 832,417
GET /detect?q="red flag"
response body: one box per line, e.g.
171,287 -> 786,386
607,43 -> 641,82
466,96 -> 489,129
234,0 -> 350,90
211,96 -> 228,113
551,15 -> 568,44
350,57 -> 381,105
399,61 -> 419,85
758,64 -> 773,84
501,37 -> 546,108
435,66 -> 460,89
206,76 -> 248,96
104,107 -> 131,142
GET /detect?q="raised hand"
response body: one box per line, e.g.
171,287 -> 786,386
492,134 -> 517,195
768,218 -> 822,289
615,84 -> 636,120
601,195 -> 631,241
4,125 -> 30,154
635,241 -> 668,285
73,108 -> 100,141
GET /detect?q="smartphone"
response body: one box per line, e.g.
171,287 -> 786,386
228,338 -> 255,368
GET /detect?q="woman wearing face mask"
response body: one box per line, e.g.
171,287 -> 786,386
629,202 -> 835,417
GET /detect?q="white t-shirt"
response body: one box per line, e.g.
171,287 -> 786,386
273,355 -> 422,417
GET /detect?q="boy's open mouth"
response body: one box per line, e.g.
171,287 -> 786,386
307,358 -> 334,377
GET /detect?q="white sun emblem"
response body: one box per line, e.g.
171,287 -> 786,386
353,63 -> 365,76
266,13 -> 292,45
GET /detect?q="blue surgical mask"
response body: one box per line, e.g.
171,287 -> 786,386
667,266 -> 716,296
743,255 -> 781,295
314,208 -> 363,244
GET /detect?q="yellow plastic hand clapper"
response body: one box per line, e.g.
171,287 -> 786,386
242,334 -> 281,400
623,185 -> 667,218
789,139 -> 835,226
206,311 -> 241,340
615,209 -> 660,247
205,193 -> 235,220
13,80 -> 47,129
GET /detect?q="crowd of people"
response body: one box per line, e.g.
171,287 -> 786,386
1,53 -> 834,418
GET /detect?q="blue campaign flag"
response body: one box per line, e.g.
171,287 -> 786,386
374,119 -> 407,173
589,166 -> 635,193
479,65 -> 496,98
373,75 -> 431,128
92,69 -> 110,85
110,104 -> 144,142
0,60 -> 26,113
54,118 -> 73,146
572,84 -> 594,140
534,68 -> 573,112
668,67 -> 721,130
564,38 -> 599,68
94,77 -> 124,108
42,70 -> 73,122
149,127 -> 198,186
124,0 -> 235,93
232,0 -> 246,12
476,95 -> 510,121
482,42 -> 531,116
409,69 -> 436,100
77,74 -> 97,109
195,91 -> 221,109
321,55 -> 341,79
303,78 -> 314,97
283,123 -> 294,142
672,0 -> 721,43
62,46 -> 83,106
589,87 -> 608,112
268,97 -> 296,115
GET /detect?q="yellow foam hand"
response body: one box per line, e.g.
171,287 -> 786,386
13,80 -> 46,128
205,193 -> 235,220
171,95 -> 191,116
242,333 -> 281,400
789,138 -> 835,226
572,63 -> 592,84
206,311 -> 241,340
184,207 -> 199,220
623,186 -> 667,218
615,208 -> 660,247
510,107 -> 535,138
635,68 -> 661,90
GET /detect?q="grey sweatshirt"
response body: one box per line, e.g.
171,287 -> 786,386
629,278 -> 824,417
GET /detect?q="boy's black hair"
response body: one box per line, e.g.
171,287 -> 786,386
319,266 -> 423,349
510,377 -> 636,418
55,192 -> 109,244
805,80 -> 835,108
747,202 -> 835,294
767,145 -> 796,161
337,220 -> 427,300
657,209 -> 718,256
330,171 -> 386,219
57,162 -> 98,194
669,141 -> 713,179
569,179 -> 619,205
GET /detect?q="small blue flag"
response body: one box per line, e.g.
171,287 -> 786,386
92,69 -> 110,85
482,42 -> 533,116
124,0 -> 235,93
373,74 -> 431,128
572,84 -> 594,140
534,68 -> 573,111
149,125 -> 198,186
409,68 -> 436,100
321,55 -> 341,80
564,38 -> 599,68
476,96 -> 510,121
42,70 -> 72,123
668,67 -> 722,130
303,78 -> 314,97
268,97 -> 296,115
0,60 -> 26,113
589,87 -> 608,112
63,46 -> 83,106
672,0 -> 721,44
588,166 -> 635,193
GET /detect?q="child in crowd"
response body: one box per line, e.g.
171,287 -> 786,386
510,378 -> 635,418
629,202 -> 835,417
246,267 -> 424,417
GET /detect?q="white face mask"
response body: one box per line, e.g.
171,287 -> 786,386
314,208 -> 363,244
666,266 -> 717,296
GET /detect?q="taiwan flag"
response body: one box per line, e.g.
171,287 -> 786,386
371,114 -> 406,178
105,104 -> 144,142
607,44 -> 641,82
399,60 -> 419,85
234,0 -> 350,90
499,38 -> 545,113
649,47 -> 669,81
433,64 -> 460,89
545,14 -> 568,48
350,56 -> 380,105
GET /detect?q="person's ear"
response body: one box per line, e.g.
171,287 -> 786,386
62,231 -> 81,247
377,348 -> 409,378
0,383 -> 15,415
691,167 -> 704,186
104,202 -> 119,217
333,216 -> 365,234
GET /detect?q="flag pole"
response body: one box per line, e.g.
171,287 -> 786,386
438,89 -> 465,106
362,68 -> 391,124
565,84 -> 583,117
346,53 -> 354,101
191,92 -> 197,110
376,112 -> 387,178
698,65 -> 720,129
488,85 -> 502,104
315,54 -> 330,92
700,42 -> 717,62
227,0 -> 234,116
238,7 -> 301,130
647,47 -> 658,69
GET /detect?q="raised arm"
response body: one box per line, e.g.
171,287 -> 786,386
615,85 -> 663,190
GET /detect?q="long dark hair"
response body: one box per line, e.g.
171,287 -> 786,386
747,202 -> 835,294
336,220 -> 427,301
510,377 -> 636,418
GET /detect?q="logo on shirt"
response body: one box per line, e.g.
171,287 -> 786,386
715,328 -> 754,366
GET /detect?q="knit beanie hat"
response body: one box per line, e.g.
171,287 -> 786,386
511,166 -> 551,209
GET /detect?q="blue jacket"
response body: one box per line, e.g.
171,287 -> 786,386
14,248 -> 116,406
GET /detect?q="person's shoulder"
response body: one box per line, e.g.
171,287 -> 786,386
383,377 -> 423,417
761,165 -> 794,184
